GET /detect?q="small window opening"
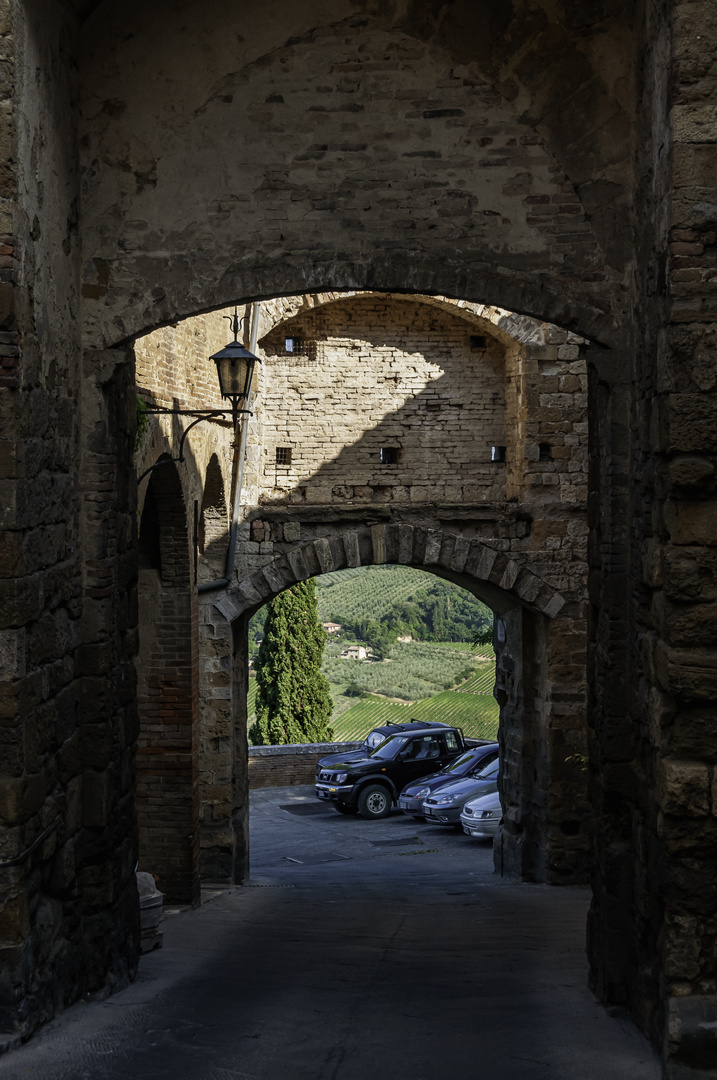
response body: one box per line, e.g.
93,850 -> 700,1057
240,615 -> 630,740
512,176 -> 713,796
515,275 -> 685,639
470,335 -> 487,350
491,445 -> 506,463
285,337 -> 301,354
539,443 -> 552,461
426,402 -> 442,412
276,447 -> 292,466
380,447 -> 399,465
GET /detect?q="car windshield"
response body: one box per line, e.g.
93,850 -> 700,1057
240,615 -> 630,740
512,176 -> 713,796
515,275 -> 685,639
441,750 -> 477,774
369,735 -> 409,760
476,759 -> 499,779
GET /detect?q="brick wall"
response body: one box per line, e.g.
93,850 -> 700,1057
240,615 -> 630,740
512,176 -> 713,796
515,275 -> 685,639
136,463 -> 199,904
258,296 -> 508,506
248,743 -> 362,788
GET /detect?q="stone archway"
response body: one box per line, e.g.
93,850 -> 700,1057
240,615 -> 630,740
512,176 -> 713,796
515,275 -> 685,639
75,2 -> 633,351
197,521 -> 586,888
216,525 -> 567,623
6,3 -> 716,1070
198,454 -> 229,585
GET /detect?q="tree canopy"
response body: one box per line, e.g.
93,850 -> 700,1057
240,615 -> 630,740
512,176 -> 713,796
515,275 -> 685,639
249,579 -> 334,745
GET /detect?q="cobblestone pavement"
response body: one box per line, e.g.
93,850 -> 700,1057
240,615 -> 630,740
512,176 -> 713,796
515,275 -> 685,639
1,787 -> 661,1080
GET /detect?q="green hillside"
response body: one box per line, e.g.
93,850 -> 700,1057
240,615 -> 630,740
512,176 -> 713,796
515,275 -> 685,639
247,563 -> 499,743
315,565 -> 429,621
331,689 -> 499,742
315,563 -> 492,644
322,640 -> 475,700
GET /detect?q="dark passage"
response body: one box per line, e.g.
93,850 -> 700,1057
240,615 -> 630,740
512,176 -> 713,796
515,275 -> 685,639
2,788 -> 660,1080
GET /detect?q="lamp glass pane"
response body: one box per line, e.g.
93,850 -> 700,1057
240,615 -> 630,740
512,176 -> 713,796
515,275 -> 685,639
216,356 -> 250,401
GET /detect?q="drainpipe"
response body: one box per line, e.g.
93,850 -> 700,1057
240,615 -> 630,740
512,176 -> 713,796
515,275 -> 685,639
198,300 -> 262,595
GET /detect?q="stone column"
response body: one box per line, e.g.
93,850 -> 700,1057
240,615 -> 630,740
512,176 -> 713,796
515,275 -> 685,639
198,599 -> 239,883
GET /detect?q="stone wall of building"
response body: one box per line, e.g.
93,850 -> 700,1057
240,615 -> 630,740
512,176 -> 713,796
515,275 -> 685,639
257,296 -> 509,506
0,0 -> 140,1043
1,3 -> 715,1073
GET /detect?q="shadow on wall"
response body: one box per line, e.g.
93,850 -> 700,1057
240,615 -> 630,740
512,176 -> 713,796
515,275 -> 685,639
199,453 -> 229,584
255,296 -> 514,509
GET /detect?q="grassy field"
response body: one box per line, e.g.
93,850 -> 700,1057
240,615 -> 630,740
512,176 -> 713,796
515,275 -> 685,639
455,664 -> 495,694
322,640 -> 474,701
247,644 -> 497,739
315,565 -> 432,622
331,689 -> 499,742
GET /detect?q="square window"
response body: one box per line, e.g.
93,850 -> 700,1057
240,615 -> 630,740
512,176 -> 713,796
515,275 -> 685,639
275,447 -> 292,466
285,337 -> 302,354
470,335 -> 487,350
491,445 -> 506,463
539,442 -> 552,461
380,447 -> 398,465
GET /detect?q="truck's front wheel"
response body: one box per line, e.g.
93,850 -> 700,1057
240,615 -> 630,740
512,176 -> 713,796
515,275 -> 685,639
357,784 -> 391,820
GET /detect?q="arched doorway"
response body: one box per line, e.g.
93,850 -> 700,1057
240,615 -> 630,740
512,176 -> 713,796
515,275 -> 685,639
137,458 -> 199,904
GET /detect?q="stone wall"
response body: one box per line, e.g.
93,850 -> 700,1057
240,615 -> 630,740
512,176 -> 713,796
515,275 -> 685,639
257,296 -> 509,505
75,2 -> 633,348
2,3 -> 716,1073
248,743 -> 362,789
136,462 -> 199,905
0,0 -> 139,1042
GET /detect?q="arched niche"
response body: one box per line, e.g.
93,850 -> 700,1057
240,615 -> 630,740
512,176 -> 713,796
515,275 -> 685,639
137,457 -> 200,905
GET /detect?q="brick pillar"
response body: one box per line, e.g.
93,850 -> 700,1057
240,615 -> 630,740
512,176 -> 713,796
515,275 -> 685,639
136,462 -> 199,905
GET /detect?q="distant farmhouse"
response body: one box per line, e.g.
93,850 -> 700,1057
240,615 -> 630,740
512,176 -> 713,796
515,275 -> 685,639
323,622 -> 342,634
341,645 -> 367,660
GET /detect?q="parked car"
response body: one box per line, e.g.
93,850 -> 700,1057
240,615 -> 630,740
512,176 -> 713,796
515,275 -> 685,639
398,742 -> 499,818
315,725 -> 474,819
460,789 -> 502,841
421,756 -> 500,825
315,720 -> 454,778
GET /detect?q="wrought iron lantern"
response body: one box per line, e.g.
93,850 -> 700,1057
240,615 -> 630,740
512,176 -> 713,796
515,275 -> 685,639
210,308 -> 261,427
138,306 -> 260,483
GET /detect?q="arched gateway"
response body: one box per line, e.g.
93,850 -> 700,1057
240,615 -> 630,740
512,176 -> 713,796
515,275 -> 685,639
199,520 -> 582,893
2,3 -> 715,1074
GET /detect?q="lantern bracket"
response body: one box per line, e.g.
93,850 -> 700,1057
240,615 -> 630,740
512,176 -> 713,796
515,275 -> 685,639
137,406 -> 251,484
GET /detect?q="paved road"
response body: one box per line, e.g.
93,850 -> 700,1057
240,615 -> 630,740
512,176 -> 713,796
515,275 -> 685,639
1,786 -> 661,1080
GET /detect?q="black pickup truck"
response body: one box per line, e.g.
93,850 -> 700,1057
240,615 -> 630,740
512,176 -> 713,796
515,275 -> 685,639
315,725 -> 477,819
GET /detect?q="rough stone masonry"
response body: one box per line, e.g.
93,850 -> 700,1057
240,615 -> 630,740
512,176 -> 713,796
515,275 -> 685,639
0,2 -> 716,1077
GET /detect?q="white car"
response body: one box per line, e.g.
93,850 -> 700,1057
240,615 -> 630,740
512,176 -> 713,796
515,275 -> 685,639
460,789 -> 502,840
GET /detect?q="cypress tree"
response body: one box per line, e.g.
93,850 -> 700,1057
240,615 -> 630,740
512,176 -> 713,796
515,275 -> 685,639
249,579 -> 334,745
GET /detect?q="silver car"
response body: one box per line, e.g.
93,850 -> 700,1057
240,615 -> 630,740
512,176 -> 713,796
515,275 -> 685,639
421,757 -> 499,825
460,789 -> 502,840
